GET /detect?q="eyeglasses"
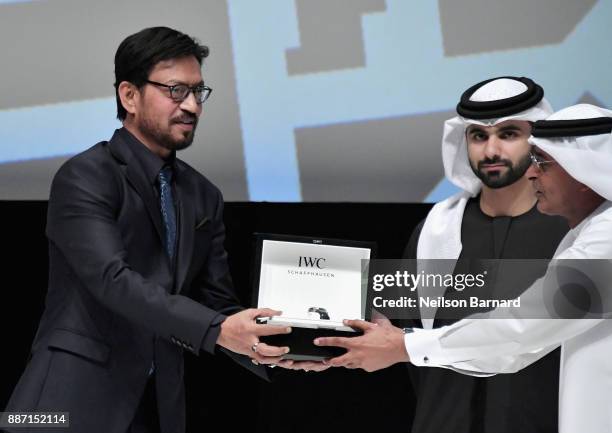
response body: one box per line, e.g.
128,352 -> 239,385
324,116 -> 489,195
145,80 -> 212,104
529,151 -> 556,171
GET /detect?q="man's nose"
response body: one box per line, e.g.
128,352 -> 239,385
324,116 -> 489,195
179,92 -> 201,115
526,162 -> 540,180
483,136 -> 502,159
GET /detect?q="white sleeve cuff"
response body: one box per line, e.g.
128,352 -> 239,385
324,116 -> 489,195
404,327 -> 448,367
405,328 -> 499,375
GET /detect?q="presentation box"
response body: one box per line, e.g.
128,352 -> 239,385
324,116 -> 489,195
252,233 -> 376,361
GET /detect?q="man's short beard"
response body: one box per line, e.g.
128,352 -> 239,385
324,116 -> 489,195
140,117 -> 197,152
470,153 -> 532,189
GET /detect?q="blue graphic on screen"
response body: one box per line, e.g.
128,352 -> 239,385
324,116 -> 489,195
227,0 -> 612,201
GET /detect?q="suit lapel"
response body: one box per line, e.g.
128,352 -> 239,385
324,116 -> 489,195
174,164 -> 195,293
108,131 -> 165,244
125,165 -> 165,243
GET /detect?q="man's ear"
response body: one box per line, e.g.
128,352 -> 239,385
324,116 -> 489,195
118,81 -> 139,116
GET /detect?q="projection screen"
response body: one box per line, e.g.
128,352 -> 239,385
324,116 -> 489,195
1,0 -> 610,202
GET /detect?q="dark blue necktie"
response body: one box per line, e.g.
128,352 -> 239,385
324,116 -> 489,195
158,166 -> 177,261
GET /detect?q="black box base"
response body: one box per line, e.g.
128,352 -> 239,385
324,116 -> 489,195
261,326 -> 363,361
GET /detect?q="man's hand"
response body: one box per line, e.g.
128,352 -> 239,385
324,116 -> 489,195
217,308 -> 292,364
276,359 -> 331,372
371,308 -> 393,327
313,319 -> 410,372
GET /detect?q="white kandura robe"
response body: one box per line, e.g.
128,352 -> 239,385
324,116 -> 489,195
407,201 -> 612,433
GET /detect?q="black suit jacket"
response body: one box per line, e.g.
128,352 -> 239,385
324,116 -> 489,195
5,129 -> 264,433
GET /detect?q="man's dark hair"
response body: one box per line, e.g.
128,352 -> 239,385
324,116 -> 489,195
114,26 -> 209,120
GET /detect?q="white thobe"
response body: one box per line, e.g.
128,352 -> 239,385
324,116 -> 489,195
406,201 -> 612,433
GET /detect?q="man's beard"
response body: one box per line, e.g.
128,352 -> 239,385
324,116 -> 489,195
470,153 -> 531,189
140,114 -> 198,152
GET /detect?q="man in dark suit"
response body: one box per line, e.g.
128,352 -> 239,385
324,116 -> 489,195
5,26 -> 290,433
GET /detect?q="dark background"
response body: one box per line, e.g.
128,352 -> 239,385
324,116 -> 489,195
1,201 -> 431,432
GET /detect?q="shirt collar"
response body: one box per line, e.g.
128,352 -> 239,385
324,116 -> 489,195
119,127 -> 177,185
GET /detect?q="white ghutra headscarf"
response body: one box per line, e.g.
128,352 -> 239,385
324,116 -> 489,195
529,103 -> 612,202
